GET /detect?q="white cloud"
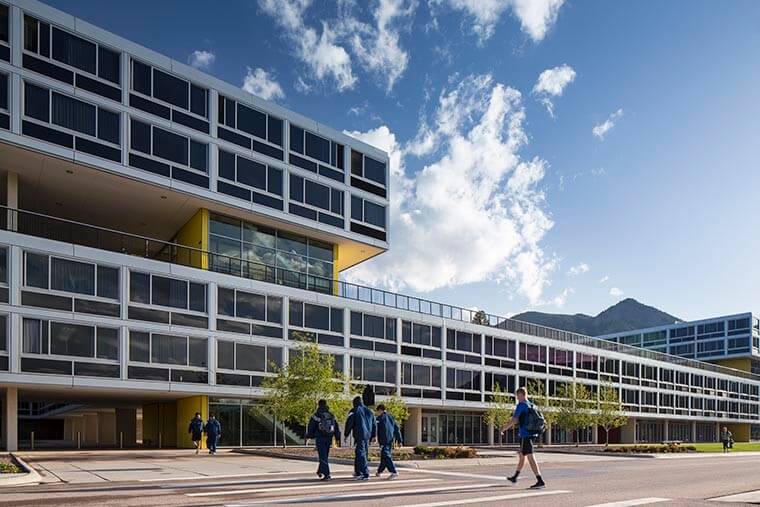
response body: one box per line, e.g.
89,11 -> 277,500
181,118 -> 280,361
532,64 -> 575,117
345,0 -> 417,92
434,0 -> 565,43
344,74 -> 555,304
567,262 -> 589,277
599,275 -> 609,284
259,0 -> 416,93
242,67 -> 285,101
609,287 -> 624,297
259,0 -> 357,91
592,108 -> 624,140
550,287 -> 574,307
188,50 -> 215,70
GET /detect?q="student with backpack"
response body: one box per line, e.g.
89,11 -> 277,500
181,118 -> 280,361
188,412 -> 204,455
306,399 -> 341,481
502,386 -> 546,489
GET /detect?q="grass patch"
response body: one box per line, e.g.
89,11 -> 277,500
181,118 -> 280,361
690,442 -> 760,453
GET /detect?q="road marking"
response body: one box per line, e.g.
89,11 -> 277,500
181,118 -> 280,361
140,470 -> 328,482
710,490 -> 760,503
224,483 -> 496,506
585,498 -> 670,507
163,474 -> 357,489
397,489 -> 572,507
187,477 -> 439,497
403,467 -> 506,481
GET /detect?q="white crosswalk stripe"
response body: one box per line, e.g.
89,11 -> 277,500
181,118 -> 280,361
140,470 -> 332,482
187,477 -> 440,497
397,490 -> 572,507
585,498 -> 670,507
224,482 -> 497,506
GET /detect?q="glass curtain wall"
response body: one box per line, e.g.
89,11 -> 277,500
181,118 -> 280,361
421,411 -> 488,445
209,214 -> 334,293
209,398 -> 305,447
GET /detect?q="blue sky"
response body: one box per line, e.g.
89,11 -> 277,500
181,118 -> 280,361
46,0 -> 760,322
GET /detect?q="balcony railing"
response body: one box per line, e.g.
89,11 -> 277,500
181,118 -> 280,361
1,205 -> 759,382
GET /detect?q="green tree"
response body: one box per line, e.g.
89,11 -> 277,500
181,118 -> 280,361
471,310 -> 490,325
382,395 -> 410,427
484,382 -> 512,445
527,378 -> 558,428
260,339 -> 351,447
596,383 -> 628,446
555,382 -> 595,446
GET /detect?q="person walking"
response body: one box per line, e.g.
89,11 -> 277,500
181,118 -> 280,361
720,426 -> 733,453
345,396 -> 376,481
502,387 -> 546,489
188,412 -> 204,455
204,413 -> 221,455
374,404 -> 402,479
306,399 -> 341,481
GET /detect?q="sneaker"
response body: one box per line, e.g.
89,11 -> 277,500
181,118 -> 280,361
356,476 -> 369,481
529,479 -> 546,489
388,473 -> 398,480
507,475 -> 518,484
321,475 -> 332,481
317,472 -> 323,479
375,472 -> 382,477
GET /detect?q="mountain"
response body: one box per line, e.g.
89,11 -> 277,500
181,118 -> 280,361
512,298 -> 681,336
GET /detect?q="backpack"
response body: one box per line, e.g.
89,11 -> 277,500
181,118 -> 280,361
523,402 -> 546,436
318,412 -> 335,435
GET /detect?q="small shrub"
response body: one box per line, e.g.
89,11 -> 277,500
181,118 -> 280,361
413,445 -> 432,455
413,445 -> 477,459
0,462 -> 22,474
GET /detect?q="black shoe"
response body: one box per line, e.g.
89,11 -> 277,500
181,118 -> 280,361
321,475 -> 332,481
507,475 -> 518,484
529,479 -> 546,489
317,472 -> 323,478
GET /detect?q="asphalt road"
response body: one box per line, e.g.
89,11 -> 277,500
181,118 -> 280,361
3,451 -> 760,506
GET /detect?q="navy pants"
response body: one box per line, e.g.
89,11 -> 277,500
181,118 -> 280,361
316,437 -> 332,477
377,443 -> 397,474
354,439 -> 369,478
207,435 -> 218,453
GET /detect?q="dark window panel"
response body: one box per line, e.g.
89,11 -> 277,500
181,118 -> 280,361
363,200 -> 386,228
0,74 -> 6,110
96,327 -> 119,360
151,333 -> 187,365
153,127 -> 188,165
330,189 -> 343,215
225,97 -> 236,127
129,272 -> 151,303
130,94 -> 170,119
97,109 -> 120,144
76,74 -> 121,102
290,174 -> 304,202
52,92 -> 96,136
236,343 -> 266,372
51,257 -> 95,295
237,103 -> 266,139
52,27 -> 96,74
190,84 -> 207,117
304,179 -> 330,210
217,340 -> 235,369
268,116 -> 283,146
218,150 -> 236,180
363,156 -> 386,185
0,5 -> 9,43
267,167 -> 283,196
23,15 -> 38,53
351,149 -> 363,176
351,195 -> 362,222
189,282 -> 206,312
98,46 -> 121,84
236,290 -> 266,321
39,21 -> 50,57
267,297 -> 283,324
24,82 -> 50,122
304,131 -> 330,164
289,125 -> 304,153
189,140 -> 208,172
153,68 -> 188,109
129,331 -> 150,362
130,119 -> 151,153
50,321 -> 95,357
304,303 -> 329,330
236,156 -> 267,190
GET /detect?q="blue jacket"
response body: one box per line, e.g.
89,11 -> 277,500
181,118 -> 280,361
345,403 -> 376,441
188,418 -> 204,438
376,412 -> 402,446
204,418 -> 221,437
306,410 -> 342,441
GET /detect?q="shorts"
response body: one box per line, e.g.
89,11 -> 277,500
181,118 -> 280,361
520,436 -> 534,455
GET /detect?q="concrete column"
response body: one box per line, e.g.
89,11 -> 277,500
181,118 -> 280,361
620,417 -> 636,444
545,423 -> 552,445
3,387 -> 18,451
691,420 -> 697,443
487,423 -> 494,445
592,424 -> 599,444
663,420 -> 669,441
406,407 -> 422,446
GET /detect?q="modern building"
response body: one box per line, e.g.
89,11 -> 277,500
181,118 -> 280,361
0,0 -> 758,451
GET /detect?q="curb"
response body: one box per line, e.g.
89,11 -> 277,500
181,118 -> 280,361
0,454 -> 42,487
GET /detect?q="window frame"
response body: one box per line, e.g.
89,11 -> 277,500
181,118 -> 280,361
215,339 -> 282,374
129,118 -> 208,174
218,148 -> 283,197
21,317 -> 120,363
22,13 -> 122,86
350,195 -> 386,231
128,270 -> 207,314
22,80 -> 122,148
289,174 -> 344,218
130,58 -> 207,119
218,94 -> 284,148
128,329 -> 208,369
23,250 -> 120,301
289,123 -> 345,171
350,148 -> 387,187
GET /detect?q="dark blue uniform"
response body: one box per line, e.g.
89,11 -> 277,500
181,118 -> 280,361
345,400 -> 376,479
376,412 -> 402,475
204,418 -> 221,454
306,409 -> 341,479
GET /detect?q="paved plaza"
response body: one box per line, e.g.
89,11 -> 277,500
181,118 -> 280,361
2,449 -> 760,506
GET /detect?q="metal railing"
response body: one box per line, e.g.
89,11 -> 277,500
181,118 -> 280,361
2,205 -> 759,382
